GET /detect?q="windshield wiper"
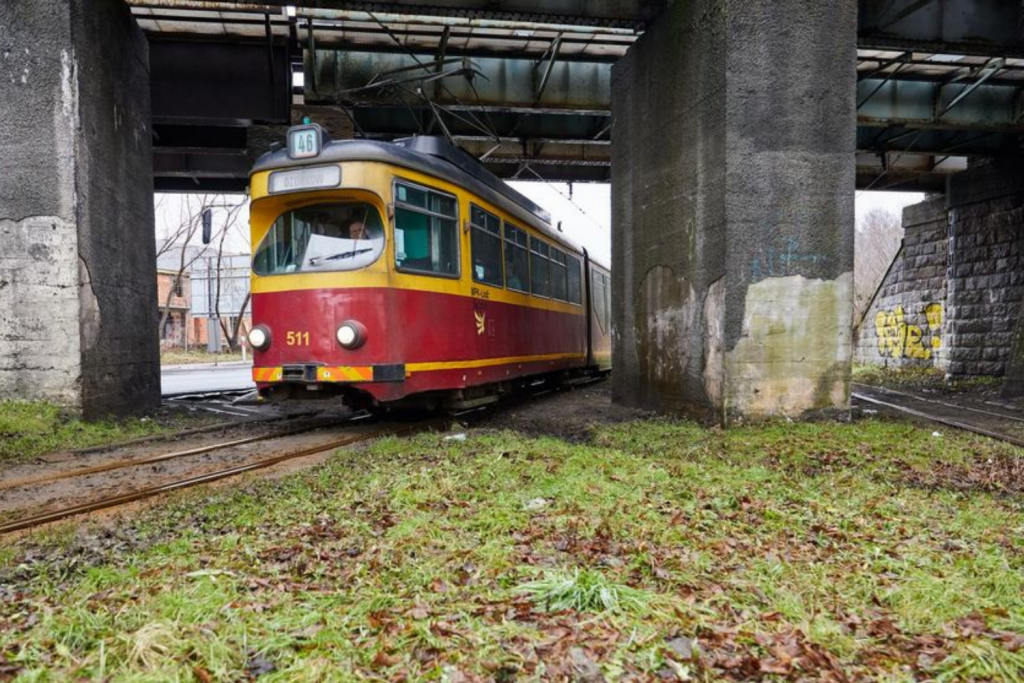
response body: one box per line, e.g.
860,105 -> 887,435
308,247 -> 373,266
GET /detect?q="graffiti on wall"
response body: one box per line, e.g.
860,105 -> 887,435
875,303 -> 943,360
750,236 -> 824,281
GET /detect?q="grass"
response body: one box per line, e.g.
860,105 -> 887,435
160,349 -> 245,366
2,417 -> 1024,681
520,568 -> 653,613
0,401 -> 215,465
853,363 -> 1003,393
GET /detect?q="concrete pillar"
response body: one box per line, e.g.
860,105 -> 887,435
0,0 -> 159,418
611,0 -> 856,422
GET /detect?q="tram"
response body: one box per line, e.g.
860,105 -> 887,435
246,124 -> 611,411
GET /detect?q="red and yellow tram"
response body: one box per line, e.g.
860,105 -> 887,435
247,125 -> 611,411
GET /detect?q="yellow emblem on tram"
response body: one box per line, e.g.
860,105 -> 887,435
474,311 -> 486,335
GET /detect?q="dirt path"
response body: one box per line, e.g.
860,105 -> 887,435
477,381 -> 653,443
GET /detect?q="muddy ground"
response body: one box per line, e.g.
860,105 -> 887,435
476,382 -> 653,443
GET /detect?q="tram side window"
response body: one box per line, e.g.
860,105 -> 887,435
551,249 -> 568,301
504,224 -> 530,292
592,270 -> 610,333
470,205 -> 503,287
530,237 -> 551,298
566,254 -> 582,305
394,182 -> 459,276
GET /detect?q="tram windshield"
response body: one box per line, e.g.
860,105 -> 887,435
253,202 -> 385,275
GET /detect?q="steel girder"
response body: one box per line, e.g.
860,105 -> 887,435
137,1 -> 1024,189
142,0 -> 664,29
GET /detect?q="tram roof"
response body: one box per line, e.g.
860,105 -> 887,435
251,135 -> 593,257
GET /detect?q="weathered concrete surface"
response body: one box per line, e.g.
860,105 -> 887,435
0,0 -> 159,417
854,198 -> 947,371
611,0 -> 856,422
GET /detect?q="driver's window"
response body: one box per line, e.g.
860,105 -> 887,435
253,202 -> 385,275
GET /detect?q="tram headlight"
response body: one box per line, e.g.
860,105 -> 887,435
248,325 -> 271,351
336,321 -> 366,349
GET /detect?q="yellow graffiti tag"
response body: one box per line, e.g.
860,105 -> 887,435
875,303 -> 943,360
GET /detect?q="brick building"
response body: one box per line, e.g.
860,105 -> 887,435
156,245 -> 252,350
157,269 -> 190,347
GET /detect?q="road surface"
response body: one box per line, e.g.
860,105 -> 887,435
161,362 -> 255,396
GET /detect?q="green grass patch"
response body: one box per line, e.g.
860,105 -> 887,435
160,349 -> 244,366
0,401 -> 214,464
520,567 -> 653,613
2,417 -> 1024,681
853,363 -> 1002,392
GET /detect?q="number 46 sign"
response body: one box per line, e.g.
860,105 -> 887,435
287,124 -> 322,160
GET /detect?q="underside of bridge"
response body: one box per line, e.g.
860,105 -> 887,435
3,0 -> 1024,418
127,0 -> 1024,193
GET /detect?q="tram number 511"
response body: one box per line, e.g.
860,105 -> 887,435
286,331 -> 310,346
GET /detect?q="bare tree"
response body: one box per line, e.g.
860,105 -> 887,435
211,199 -> 250,352
855,206 -> 904,322
156,194 -> 226,344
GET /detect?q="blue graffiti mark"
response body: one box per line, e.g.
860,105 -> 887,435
750,236 -> 822,281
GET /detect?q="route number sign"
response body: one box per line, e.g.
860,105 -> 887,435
288,125 -> 321,159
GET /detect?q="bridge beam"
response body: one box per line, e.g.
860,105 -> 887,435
0,0 -> 159,417
181,0 -> 665,29
612,0 -> 856,421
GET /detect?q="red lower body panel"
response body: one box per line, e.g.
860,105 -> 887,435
251,287 -> 587,402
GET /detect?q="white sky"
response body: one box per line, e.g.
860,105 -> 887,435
155,187 -> 927,265
855,190 -> 926,231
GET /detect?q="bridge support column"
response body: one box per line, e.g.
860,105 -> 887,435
941,159 -> 1024,397
0,0 -> 159,417
611,0 -> 856,421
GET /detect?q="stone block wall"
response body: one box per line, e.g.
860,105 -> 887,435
855,160 -> 1024,380
855,198 -> 947,369
946,164 -> 1024,377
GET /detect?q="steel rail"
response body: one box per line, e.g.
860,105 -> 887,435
0,420 -> 445,535
852,383 -> 1024,425
852,392 -> 1024,448
69,409 -> 317,456
0,418 -> 357,492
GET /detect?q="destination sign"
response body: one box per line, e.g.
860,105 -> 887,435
268,165 -> 341,194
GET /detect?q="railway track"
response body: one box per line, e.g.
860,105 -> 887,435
0,375 -> 606,536
0,417 -> 445,536
852,384 -> 1024,448
0,415 -> 361,492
